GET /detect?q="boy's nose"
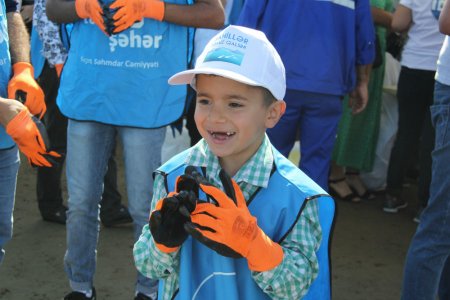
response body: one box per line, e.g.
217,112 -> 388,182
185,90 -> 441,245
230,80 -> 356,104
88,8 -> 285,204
207,105 -> 226,122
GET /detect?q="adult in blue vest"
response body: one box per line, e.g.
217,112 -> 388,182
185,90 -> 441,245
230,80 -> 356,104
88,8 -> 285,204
31,0 -> 133,226
238,0 -> 375,191
0,0 -> 54,266
46,0 -> 225,299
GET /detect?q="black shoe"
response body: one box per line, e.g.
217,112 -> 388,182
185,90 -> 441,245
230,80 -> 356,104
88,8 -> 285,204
41,205 -> 67,224
383,194 -> 407,213
101,204 -> 133,227
134,292 -> 157,300
64,288 -> 96,300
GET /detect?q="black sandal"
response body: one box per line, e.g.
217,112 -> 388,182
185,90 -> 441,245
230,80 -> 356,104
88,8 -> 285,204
345,171 -> 376,200
328,177 -> 361,203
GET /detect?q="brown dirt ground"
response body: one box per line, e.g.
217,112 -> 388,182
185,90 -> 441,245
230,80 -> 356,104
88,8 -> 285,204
0,151 -> 419,300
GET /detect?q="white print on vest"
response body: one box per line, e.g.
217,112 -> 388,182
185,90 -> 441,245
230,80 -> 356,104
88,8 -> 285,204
84,19 -> 163,52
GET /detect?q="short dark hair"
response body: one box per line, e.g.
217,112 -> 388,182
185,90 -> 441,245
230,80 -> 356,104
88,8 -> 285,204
260,87 -> 277,107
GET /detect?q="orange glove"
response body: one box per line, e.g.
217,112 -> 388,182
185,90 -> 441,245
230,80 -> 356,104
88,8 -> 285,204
6,109 -> 60,167
75,0 -> 106,33
55,64 -> 64,78
7,62 -> 46,119
110,0 -> 164,33
185,170 -> 284,272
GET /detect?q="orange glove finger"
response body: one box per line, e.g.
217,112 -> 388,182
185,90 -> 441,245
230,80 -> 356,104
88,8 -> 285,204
29,153 -> 52,167
113,20 -> 134,34
6,110 -> 59,167
198,183 -> 236,209
109,0 -> 126,10
190,211 -> 222,233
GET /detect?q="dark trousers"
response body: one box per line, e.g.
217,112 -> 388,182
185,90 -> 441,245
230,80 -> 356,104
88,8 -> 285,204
386,66 -> 435,207
36,61 -> 121,214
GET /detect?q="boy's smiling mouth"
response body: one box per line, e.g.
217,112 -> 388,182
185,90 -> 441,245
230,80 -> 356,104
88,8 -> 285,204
208,130 -> 236,141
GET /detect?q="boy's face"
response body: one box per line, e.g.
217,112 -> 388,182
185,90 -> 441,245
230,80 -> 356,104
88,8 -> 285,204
195,75 -> 285,172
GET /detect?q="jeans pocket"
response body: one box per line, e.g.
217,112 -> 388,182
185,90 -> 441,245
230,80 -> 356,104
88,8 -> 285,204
431,104 -> 449,150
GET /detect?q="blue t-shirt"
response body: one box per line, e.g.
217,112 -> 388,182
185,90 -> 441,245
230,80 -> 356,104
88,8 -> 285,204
238,0 -> 375,96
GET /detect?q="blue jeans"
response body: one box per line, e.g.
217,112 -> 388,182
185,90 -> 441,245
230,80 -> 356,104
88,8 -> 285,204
0,146 -> 20,265
64,120 -> 165,295
267,89 -> 342,190
401,81 -> 450,299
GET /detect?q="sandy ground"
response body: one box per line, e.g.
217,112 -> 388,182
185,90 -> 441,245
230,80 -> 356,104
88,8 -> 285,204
0,150 -> 420,300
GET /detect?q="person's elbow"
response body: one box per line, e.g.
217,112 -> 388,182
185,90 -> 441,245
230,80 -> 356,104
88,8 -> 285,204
391,19 -> 409,33
46,0 -> 58,22
439,18 -> 450,35
206,8 -> 225,29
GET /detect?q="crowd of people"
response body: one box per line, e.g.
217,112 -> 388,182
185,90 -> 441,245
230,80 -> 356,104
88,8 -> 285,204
1,0 -> 449,299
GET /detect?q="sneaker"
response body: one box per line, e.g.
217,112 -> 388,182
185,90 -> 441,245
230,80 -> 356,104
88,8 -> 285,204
101,204 -> 133,227
41,205 -> 67,224
383,194 -> 407,213
134,292 -> 157,300
64,288 -> 96,300
413,206 -> 425,223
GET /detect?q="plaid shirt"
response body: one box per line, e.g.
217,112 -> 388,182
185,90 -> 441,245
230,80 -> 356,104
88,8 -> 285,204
134,136 -> 321,299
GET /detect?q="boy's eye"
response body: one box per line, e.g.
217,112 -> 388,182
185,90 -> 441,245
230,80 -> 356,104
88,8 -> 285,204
229,102 -> 244,108
197,98 -> 210,105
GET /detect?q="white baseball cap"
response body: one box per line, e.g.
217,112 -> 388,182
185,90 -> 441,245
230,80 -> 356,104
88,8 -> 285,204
168,25 -> 286,100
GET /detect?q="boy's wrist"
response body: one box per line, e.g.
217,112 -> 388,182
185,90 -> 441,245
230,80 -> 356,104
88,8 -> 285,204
247,228 -> 284,272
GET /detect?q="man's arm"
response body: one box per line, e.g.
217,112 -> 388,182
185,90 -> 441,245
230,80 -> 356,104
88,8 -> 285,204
47,0 -> 224,29
6,12 -> 30,64
0,98 -> 26,127
440,0 -> 450,35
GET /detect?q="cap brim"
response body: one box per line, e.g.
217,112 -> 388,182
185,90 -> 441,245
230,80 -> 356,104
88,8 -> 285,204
168,67 -> 261,88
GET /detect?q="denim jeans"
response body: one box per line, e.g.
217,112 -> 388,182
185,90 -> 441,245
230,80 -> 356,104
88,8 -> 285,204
0,146 -> 20,265
267,89 -> 342,190
401,81 -> 450,299
64,120 -> 165,295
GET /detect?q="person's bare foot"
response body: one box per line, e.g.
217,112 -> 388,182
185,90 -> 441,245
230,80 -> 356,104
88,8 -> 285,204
329,177 -> 361,203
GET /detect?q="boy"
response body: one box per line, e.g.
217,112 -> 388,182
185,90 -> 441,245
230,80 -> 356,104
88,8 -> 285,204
134,25 -> 324,300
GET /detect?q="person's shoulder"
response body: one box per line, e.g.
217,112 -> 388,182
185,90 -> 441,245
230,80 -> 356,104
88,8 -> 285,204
157,147 -> 193,174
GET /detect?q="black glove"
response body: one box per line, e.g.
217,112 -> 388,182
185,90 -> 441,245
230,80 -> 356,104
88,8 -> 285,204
149,190 -> 197,250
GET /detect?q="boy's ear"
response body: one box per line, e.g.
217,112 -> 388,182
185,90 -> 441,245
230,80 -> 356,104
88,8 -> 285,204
265,100 -> 286,129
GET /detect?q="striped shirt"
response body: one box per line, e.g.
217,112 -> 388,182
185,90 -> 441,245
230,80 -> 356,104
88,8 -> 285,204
134,136 -> 321,299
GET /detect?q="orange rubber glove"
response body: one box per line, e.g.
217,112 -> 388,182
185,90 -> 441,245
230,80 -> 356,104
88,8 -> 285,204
6,109 -> 60,167
185,170 -> 284,272
75,0 -> 106,32
7,62 -> 46,119
110,0 -> 164,33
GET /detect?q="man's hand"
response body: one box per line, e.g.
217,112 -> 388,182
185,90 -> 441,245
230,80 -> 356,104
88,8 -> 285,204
75,0 -> 106,33
6,109 -> 60,167
184,170 -> 284,272
110,0 -> 164,33
348,82 -> 369,115
7,62 -> 46,118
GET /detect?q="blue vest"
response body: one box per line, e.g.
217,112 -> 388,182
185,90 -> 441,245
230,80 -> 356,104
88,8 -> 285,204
30,26 -> 46,79
156,147 -> 334,299
57,0 -> 192,128
0,0 -> 14,149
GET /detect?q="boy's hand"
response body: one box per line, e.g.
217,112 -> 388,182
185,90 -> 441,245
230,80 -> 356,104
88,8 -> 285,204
7,62 -> 46,119
6,109 -> 61,167
185,170 -> 284,272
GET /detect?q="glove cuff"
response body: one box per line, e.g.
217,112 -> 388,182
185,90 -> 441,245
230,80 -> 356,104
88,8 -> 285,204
246,227 -> 284,272
12,62 -> 33,76
143,0 -> 165,21
155,242 -> 179,253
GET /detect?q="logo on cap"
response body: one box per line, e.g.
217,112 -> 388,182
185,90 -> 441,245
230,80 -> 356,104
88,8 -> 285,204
204,48 -> 244,66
